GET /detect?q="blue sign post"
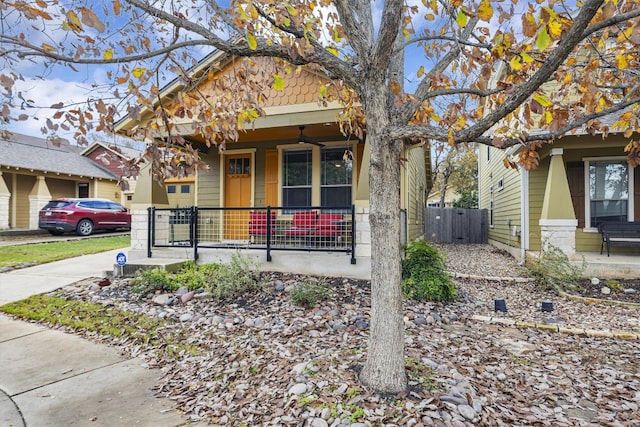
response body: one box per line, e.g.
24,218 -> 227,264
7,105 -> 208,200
116,252 -> 127,276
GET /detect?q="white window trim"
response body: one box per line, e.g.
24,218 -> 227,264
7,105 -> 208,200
582,156 -> 634,232
497,177 -> 504,191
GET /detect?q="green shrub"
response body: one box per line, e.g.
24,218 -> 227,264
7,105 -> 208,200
401,240 -> 457,303
528,244 -> 584,291
289,279 -> 328,308
203,252 -> 265,299
130,267 -> 177,296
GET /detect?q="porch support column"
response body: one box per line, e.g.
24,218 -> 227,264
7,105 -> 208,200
354,138 -> 371,259
28,176 -> 51,230
0,172 -> 10,230
130,162 -> 170,256
539,148 -> 578,257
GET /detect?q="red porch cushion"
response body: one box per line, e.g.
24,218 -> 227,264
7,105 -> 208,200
249,211 -> 276,235
285,211 -> 317,236
313,213 -> 343,237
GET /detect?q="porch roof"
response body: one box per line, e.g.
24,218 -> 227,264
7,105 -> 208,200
0,134 -> 118,180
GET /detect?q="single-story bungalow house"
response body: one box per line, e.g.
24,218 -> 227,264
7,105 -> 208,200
114,52 -> 429,279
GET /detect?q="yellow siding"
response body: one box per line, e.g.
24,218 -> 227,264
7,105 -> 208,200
45,178 -> 76,199
197,151 -> 222,207
527,158 -> 548,252
94,180 -> 119,201
15,175 -> 35,228
406,146 -> 426,241
478,144 -> 523,249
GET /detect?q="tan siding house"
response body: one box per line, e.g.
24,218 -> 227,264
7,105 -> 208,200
115,52 -> 428,278
0,134 -> 122,231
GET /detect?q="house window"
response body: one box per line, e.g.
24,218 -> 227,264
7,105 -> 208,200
487,146 -> 491,162
587,159 -> 631,228
78,183 -> 89,198
282,149 -> 312,207
167,185 -> 177,194
497,177 -> 504,191
321,147 -> 352,208
489,185 -> 494,228
180,184 -> 190,194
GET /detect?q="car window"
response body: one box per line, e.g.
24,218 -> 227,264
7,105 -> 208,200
108,202 -> 125,211
43,201 -> 72,209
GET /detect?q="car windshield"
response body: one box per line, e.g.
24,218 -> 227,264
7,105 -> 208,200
43,201 -> 72,209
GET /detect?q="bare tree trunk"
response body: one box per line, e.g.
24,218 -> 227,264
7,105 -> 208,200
439,167 -> 451,208
359,100 -> 407,393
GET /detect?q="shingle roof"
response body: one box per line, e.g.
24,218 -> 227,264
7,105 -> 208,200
0,133 -> 118,180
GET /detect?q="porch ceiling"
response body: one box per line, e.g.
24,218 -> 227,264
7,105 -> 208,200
186,123 -> 353,146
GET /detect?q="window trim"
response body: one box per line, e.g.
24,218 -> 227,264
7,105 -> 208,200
277,141 -> 356,208
583,156 -> 634,231
497,177 -> 504,191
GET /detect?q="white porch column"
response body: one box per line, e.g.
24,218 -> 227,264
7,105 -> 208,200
539,148 -> 578,257
129,163 -> 170,258
0,172 -> 10,230
28,176 -> 51,230
354,206 -> 371,258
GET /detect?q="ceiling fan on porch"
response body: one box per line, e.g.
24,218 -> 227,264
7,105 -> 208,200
297,126 -> 326,147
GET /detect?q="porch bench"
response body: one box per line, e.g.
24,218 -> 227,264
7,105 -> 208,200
598,222 -> 640,256
284,211 -> 346,242
249,211 -> 276,241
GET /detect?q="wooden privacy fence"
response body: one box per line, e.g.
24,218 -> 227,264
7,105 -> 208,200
425,207 -> 488,244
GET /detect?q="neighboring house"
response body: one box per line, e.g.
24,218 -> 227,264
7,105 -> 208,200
165,177 -> 196,208
427,186 -> 460,207
0,133 -> 122,230
479,123 -> 640,261
80,141 -> 141,208
114,52 -> 428,279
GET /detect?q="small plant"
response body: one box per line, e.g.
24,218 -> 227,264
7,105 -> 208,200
130,267 -> 177,296
289,279 -> 328,308
204,252 -> 265,299
528,244 -> 584,292
606,279 -> 623,292
406,357 -> 439,392
401,239 -> 457,303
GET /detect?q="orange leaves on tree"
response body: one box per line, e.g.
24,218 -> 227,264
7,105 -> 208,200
63,10 -> 83,32
477,0 -> 493,22
522,12 -> 538,38
7,2 -> 52,20
112,0 -> 121,15
79,7 -> 105,32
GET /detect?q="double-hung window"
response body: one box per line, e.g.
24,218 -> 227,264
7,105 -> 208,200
282,149 -> 312,208
586,158 -> 633,228
321,147 -> 352,208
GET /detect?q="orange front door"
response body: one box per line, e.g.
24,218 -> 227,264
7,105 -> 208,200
224,155 -> 252,239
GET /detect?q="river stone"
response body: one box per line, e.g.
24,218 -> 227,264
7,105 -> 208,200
288,383 -> 308,395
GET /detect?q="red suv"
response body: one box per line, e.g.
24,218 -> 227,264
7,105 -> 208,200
39,198 -> 131,236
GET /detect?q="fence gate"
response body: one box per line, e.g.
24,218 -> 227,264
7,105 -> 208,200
425,207 -> 488,244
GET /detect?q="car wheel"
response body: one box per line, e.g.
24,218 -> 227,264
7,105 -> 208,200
76,219 -> 94,236
48,230 -> 64,236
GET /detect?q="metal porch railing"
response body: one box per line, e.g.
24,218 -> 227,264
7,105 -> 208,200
147,205 -> 356,264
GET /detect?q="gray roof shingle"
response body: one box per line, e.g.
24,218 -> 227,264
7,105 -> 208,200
0,133 -> 118,180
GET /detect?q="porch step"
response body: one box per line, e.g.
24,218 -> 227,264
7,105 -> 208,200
112,258 -> 189,277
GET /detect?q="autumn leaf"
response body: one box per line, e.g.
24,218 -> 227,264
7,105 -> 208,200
132,68 -> 146,78
533,93 -> 552,108
65,10 -> 83,32
522,12 -> 538,38
41,43 -> 57,53
103,48 -> 114,60
536,27 -> 551,51
112,0 -> 121,15
246,32 -> 257,50
272,74 -> 285,91
456,10 -> 468,28
80,7 -> 105,32
417,65 -> 425,78
478,0 -> 493,22
326,46 -> 339,57
616,55 -> 628,69
510,56 -> 523,71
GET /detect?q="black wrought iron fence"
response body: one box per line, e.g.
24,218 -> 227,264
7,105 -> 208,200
147,205 -> 356,264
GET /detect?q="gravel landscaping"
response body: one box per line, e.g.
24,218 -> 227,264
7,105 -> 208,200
43,244 -> 640,426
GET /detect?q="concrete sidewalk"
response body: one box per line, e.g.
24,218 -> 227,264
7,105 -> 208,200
0,250 -> 192,427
